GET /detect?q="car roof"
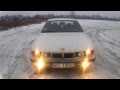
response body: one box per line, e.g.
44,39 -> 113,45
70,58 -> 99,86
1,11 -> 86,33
47,18 -> 78,21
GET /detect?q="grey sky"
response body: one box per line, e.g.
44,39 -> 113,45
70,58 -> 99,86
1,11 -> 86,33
0,11 -> 120,18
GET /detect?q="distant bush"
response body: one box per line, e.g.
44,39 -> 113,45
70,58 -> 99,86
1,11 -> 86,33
0,14 -> 120,31
0,15 -> 45,31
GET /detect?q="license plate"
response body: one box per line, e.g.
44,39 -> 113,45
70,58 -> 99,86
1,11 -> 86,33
52,63 -> 75,68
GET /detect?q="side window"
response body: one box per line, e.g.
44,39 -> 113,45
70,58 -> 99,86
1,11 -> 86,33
73,21 -> 83,32
42,21 -> 50,32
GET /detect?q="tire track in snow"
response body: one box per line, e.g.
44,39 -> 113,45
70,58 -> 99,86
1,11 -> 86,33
1,21 -> 120,79
0,24 -> 42,79
86,29 -> 120,78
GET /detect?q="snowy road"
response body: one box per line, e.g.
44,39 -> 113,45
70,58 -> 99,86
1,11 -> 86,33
0,20 -> 120,79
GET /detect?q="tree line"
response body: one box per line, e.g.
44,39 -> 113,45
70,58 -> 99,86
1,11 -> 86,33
0,14 -> 120,31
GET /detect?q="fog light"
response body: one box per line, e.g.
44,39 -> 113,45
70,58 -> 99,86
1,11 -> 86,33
35,57 -> 44,70
82,58 -> 90,72
82,61 -> 89,69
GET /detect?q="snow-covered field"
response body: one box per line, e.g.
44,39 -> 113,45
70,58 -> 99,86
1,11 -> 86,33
0,20 -> 120,79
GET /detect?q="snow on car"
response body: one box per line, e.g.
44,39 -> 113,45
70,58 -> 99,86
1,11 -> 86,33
30,18 -> 96,74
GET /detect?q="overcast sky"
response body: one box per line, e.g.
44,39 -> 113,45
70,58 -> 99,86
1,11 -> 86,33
0,11 -> 120,18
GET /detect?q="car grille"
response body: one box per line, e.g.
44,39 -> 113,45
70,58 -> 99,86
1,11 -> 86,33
52,53 -> 62,58
45,52 -> 81,58
64,53 -> 74,58
52,53 -> 74,58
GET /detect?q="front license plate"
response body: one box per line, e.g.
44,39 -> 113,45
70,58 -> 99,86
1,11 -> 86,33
52,63 -> 75,68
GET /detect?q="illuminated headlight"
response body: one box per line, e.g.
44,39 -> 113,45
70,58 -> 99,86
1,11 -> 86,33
35,57 -> 45,70
31,49 -> 41,56
84,49 -> 94,56
82,58 -> 90,72
86,49 -> 91,56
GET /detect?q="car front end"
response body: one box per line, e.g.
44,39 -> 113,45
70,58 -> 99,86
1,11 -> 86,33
30,48 -> 95,73
30,19 -> 96,73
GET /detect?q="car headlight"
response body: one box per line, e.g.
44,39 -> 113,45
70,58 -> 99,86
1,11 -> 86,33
83,49 -> 94,56
31,50 -> 48,58
31,49 -> 41,56
86,49 -> 91,56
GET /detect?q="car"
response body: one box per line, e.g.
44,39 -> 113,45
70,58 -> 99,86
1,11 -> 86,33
30,18 -> 96,73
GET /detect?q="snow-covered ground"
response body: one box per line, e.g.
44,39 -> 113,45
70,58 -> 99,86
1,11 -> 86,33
0,20 -> 120,79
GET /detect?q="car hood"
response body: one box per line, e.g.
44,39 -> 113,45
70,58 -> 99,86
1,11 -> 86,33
32,33 -> 94,52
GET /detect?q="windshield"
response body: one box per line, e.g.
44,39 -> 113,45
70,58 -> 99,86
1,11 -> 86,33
42,20 -> 83,33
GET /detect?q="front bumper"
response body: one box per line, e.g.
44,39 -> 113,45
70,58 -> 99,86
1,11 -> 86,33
30,55 -> 95,68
